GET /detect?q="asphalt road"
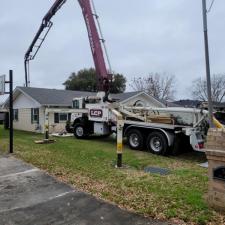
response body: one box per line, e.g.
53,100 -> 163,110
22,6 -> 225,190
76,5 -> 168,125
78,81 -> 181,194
0,155 -> 169,225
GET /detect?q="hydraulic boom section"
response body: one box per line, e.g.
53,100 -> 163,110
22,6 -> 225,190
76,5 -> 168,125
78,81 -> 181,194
78,0 -> 111,95
24,0 -> 112,98
24,0 -> 67,87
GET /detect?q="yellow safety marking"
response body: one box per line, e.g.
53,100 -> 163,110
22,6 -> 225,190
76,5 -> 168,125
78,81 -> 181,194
213,117 -> 225,130
117,143 -> 123,154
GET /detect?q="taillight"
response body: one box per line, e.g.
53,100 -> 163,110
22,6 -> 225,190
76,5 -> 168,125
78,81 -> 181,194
196,143 -> 204,149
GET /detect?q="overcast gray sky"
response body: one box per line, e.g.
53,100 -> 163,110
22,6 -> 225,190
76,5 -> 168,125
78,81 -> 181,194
0,0 -> 225,102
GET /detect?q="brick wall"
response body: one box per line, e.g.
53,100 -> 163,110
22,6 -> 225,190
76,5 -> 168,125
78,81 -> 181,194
207,150 -> 225,211
205,128 -> 225,150
206,128 -> 225,212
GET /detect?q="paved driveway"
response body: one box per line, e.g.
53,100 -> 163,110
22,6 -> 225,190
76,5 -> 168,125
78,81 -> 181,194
0,155 -> 169,225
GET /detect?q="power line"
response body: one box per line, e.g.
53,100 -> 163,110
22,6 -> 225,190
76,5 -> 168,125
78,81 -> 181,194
207,0 -> 216,13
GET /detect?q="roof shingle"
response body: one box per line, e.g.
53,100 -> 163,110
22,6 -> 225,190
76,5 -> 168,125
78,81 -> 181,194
17,87 -> 142,107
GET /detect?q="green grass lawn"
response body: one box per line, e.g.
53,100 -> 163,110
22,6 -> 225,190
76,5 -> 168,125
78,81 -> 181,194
0,126 -> 224,225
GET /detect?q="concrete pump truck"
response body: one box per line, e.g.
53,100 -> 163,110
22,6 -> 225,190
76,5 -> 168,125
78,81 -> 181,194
24,0 -> 224,166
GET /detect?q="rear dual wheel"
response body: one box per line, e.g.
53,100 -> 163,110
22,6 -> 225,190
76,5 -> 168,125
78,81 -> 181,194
126,129 -> 169,155
146,132 -> 168,155
127,129 -> 145,150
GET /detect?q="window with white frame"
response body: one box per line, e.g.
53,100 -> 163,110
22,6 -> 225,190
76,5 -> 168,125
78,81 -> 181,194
59,113 -> 68,122
13,109 -> 18,121
31,108 -> 39,124
54,113 -> 71,123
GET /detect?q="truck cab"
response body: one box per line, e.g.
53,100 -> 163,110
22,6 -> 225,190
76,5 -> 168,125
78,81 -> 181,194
69,94 -> 114,138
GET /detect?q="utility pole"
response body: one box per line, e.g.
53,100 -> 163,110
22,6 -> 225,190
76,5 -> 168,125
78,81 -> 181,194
202,0 -> 214,127
9,70 -> 13,153
3,70 -> 14,153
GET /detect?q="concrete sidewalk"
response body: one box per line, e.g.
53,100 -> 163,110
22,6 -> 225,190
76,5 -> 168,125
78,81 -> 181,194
0,155 -> 169,225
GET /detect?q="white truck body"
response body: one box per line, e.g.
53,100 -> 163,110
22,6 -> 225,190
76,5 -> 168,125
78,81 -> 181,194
68,94 -> 211,155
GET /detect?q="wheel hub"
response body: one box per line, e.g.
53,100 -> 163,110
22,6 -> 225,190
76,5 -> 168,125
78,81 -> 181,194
150,137 -> 162,152
76,126 -> 84,137
130,134 -> 140,147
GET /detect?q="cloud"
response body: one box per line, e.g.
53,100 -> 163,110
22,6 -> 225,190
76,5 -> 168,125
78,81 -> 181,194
0,0 -> 224,100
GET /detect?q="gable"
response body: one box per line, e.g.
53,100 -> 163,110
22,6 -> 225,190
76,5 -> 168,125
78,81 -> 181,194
13,92 -> 41,109
121,92 -> 165,108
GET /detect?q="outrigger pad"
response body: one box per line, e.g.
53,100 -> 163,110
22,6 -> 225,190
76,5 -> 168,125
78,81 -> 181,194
34,139 -> 55,144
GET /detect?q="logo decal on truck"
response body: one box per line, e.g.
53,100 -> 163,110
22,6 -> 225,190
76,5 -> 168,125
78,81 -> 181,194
90,109 -> 103,118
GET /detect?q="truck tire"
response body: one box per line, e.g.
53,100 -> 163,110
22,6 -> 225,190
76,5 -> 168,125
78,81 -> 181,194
146,131 -> 168,155
74,123 -> 87,139
171,134 -> 192,155
127,129 -> 144,150
171,136 -> 182,156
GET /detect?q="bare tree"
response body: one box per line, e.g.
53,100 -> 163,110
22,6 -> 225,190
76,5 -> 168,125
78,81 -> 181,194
130,73 -> 176,101
192,74 -> 225,102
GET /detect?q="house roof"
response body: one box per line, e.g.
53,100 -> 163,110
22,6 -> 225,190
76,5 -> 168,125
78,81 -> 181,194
14,87 -> 146,107
17,87 -> 94,107
173,99 -> 225,109
110,91 -> 142,102
201,101 -> 225,109
172,99 -> 201,108
158,99 -> 180,107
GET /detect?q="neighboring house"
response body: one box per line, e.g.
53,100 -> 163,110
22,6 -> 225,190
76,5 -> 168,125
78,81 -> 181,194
200,101 -> 225,112
172,99 -> 201,108
172,100 -> 225,124
4,87 -> 165,134
173,99 -> 225,111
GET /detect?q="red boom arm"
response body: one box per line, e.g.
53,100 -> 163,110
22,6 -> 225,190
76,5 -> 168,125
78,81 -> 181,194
78,0 -> 110,93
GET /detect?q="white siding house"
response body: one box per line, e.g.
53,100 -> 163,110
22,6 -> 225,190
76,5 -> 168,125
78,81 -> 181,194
5,87 -> 165,134
10,92 -> 44,132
